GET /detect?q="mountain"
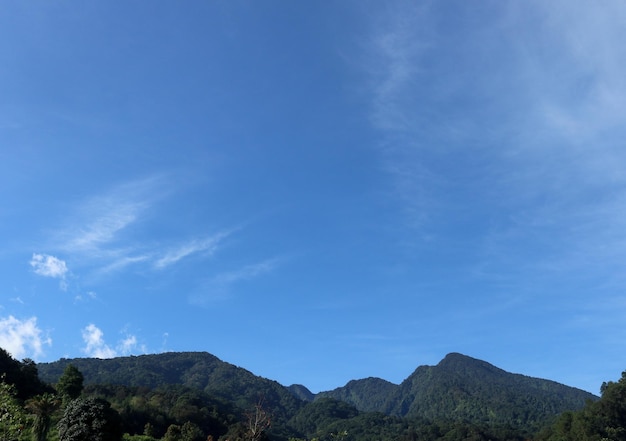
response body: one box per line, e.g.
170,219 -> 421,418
320,353 -> 597,430
37,351 -> 597,435
287,384 -> 315,402
317,377 -> 398,413
37,351 -> 303,425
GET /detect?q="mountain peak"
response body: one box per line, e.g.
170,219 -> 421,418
437,352 -> 505,375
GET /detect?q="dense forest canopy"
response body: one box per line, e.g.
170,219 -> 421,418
1,348 -> 622,441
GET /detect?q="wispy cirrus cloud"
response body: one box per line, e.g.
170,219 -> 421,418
189,258 -> 281,305
65,202 -> 140,253
0,316 -> 51,360
527,0 -> 626,139
154,230 -> 233,269
58,178 -> 158,255
366,1 -> 432,133
35,178 -> 160,283
363,0 -> 626,234
212,258 -> 280,285
96,255 -> 151,276
32,175 -> 243,297
46,176 -> 235,277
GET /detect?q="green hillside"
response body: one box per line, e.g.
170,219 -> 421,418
37,352 -> 303,425
32,351 -> 601,441
317,377 -> 398,412
316,353 -> 596,431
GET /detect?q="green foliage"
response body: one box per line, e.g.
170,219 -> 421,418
163,424 -> 182,441
0,380 -> 27,441
0,349 -> 50,400
57,397 -> 122,441
537,370 -> 626,441
287,386 -> 314,403
81,383 -> 234,441
38,353 -> 303,426
56,365 -> 84,401
25,393 -> 62,441
324,353 -> 596,433
122,435 -> 158,441
161,421 -> 205,441
317,378 -> 397,413
34,350 -> 603,441
289,398 -> 359,438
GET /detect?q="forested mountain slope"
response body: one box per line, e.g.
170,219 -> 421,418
37,351 -> 303,425
317,377 -> 398,412
37,351 -> 597,434
322,353 -> 597,430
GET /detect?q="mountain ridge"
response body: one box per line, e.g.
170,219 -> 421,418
319,352 -> 596,430
36,351 -> 597,432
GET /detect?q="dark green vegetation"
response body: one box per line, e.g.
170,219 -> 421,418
318,353 -> 596,431
536,371 -> 626,441
2,347 -> 621,441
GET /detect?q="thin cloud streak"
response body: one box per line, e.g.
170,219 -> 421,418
66,204 -> 139,253
365,1 -> 626,238
189,258 -> 282,306
529,0 -> 626,139
95,254 -> 151,276
42,176 -> 241,281
367,2 -> 431,133
212,258 -> 280,286
154,231 -> 232,269
58,178 -> 158,255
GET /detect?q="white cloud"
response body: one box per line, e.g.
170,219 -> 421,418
81,324 -> 144,358
82,324 -> 117,358
154,231 -> 232,269
30,253 -> 69,290
74,290 -> 99,303
30,253 -> 68,278
118,334 -> 144,355
0,316 -> 51,360
119,335 -> 137,353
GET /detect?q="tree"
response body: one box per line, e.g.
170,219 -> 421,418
593,371 -> 626,441
0,379 -> 27,441
56,365 -> 84,401
143,423 -> 155,438
25,393 -> 61,441
181,421 -> 204,441
19,358 -> 47,399
0,349 -> 49,400
244,399 -> 271,441
58,397 -> 122,441
163,424 -> 182,441
537,370 -> 626,441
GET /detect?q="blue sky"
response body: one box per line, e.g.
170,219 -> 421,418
1,1 -> 626,395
